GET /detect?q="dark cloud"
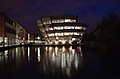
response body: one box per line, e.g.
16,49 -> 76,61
0,0 -> 120,33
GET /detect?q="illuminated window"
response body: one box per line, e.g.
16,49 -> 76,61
74,32 -> 80,35
64,26 -> 74,29
48,33 -> 54,36
64,32 -> 73,36
52,19 -> 64,23
49,28 -> 53,30
0,37 -> 3,47
45,35 -> 48,37
54,26 -> 63,30
55,33 -> 63,36
38,23 -> 43,26
75,26 -> 82,29
40,28 -> 45,32
72,38 -> 76,41
43,21 -> 51,25
65,19 -> 76,23
45,28 -> 49,31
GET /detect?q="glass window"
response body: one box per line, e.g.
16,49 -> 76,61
65,19 -> 76,23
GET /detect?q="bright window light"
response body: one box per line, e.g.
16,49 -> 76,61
49,28 -> 53,30
48,33 -> 54,36
75,26 -> 82,29
74,32 -> 79,35
72,38 -> 76,41
65,19 -> 76,23
52,19 -> 64,23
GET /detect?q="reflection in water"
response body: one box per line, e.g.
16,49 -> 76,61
0,46 -> 83,78
37,47 -> 41,62
40,46 -> 83,77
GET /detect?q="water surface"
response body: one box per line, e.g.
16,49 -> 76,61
0,46 -> 84,79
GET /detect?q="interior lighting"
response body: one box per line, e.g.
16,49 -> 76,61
62,40 -> 66,44
65,19 -> 76,23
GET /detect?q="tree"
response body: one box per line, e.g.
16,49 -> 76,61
92,13 -> 120,43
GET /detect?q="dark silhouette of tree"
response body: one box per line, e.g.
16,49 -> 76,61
89,13 -> 120,74
91,13 -> 120,43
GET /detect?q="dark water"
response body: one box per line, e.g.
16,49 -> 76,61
0,46 -> 120,79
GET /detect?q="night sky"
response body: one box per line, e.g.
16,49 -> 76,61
0,0 -> 120,34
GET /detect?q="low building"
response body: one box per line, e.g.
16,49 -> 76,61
37,16 -> 88,45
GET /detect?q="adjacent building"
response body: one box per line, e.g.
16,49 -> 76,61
0,12 -> 28,47
16,23 -> 27,45
37,16 -> 88,45
0,13 -> 16,47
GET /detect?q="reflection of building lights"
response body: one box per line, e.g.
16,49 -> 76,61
75,54 -> 79,69
79,47 -> 83,57
28,47 -> 30,60
4,50 -> 8,54
4,50 -> 8,60
49,47 -> 52,51
41,46 -> 83,76
16,48 -> 19,53
52,52 -> 55,63
66,68 -> 71,77
69,46 -> 72,51
62,46 -> 65,52
38,48 -> 40,56
61,53 -> 66,68
72,49 -> 75,55
55,47 -> 58,56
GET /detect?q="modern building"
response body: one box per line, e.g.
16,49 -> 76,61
16,23 -> 27,45
37,16 -> 88,45
0,13 -> 16,47
0,12 -> 27,47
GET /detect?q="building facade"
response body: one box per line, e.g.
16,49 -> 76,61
16,23 -> 27,45
0,12 -> 27,47
37,16 -> 88,45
